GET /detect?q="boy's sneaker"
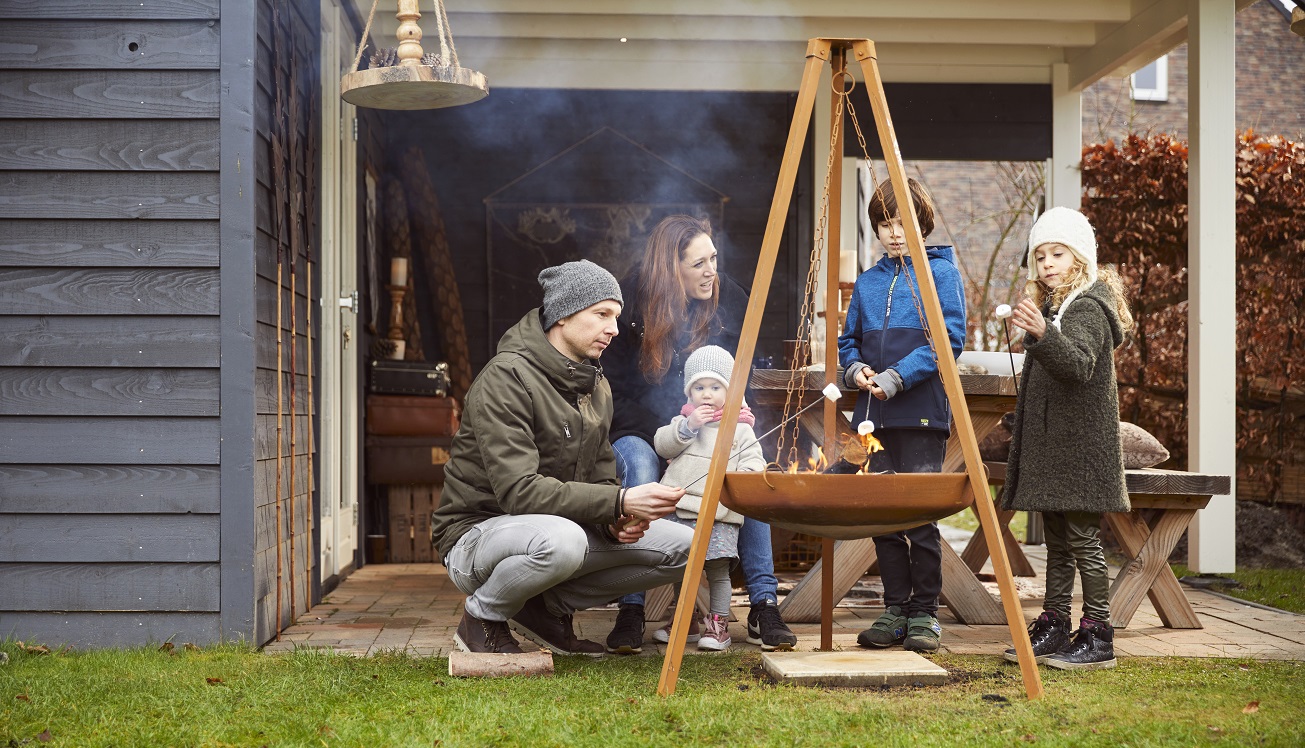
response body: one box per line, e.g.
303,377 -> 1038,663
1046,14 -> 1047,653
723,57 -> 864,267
857,605 -> 907,648
903,614 -> 942,652
1044,618 -> 1116,670
605,603 -> 645,655
1004,609 -> 1072,664
652,615 -> 700,644
746,600 -> 798,651
698,614 -> 732,651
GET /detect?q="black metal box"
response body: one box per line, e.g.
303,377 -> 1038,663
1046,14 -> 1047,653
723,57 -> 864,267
368,359 -> 450,396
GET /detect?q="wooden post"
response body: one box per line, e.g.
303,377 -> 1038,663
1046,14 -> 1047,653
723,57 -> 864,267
656,39 -> 830,698
306,256 -> 317,586
850,39 -> 1042,700
820,46 -> 848,652
274,253 -> 285,641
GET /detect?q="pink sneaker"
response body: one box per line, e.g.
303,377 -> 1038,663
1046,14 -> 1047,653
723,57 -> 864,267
652,615 -> 699,643
698,614 -> 731,651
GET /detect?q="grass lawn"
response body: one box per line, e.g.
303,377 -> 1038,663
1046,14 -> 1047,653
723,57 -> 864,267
1170,564 -> 1305,615
3,643 -> 1303,747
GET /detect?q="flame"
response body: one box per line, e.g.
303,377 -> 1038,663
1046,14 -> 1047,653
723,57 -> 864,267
854,431 -> 883,474
809,446 -> 828,473
860,431 -> 884,455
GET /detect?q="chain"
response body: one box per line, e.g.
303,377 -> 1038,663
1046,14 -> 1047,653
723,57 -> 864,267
844,94 -> 943,381
776,78 -> 847,467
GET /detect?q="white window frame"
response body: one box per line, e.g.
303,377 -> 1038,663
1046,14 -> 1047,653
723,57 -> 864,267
1131,55 -> 1169,102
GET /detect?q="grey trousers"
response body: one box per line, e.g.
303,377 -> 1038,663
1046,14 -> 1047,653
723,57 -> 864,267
1042,510 -> 1111,623
444,514 -> 693,622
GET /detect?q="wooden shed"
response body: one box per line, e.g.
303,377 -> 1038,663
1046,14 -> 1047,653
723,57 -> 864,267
0,0 -> 339,647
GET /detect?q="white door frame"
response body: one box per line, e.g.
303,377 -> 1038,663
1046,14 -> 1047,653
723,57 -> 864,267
319,0 -> 361,582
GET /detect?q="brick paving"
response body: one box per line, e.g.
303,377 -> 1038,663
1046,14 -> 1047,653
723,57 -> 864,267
265,548 -> 1305,662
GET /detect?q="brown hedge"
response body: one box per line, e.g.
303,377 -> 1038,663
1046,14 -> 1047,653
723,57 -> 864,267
1081,131 -> 1305,501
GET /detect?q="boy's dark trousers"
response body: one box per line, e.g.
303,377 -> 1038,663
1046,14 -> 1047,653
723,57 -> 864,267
867,428 -> 948,619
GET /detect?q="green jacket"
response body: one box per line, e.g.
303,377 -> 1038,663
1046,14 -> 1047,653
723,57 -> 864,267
431,309 -> 623,560
1002,281 -> 1131,515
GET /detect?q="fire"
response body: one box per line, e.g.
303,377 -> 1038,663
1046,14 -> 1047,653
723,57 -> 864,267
860,430 -> 883,456
851,420 -> 883,474
784,446 -> 830,473
809,446 -> 828,472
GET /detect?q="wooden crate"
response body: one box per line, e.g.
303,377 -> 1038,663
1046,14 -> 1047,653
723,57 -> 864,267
387,484 -> 441,562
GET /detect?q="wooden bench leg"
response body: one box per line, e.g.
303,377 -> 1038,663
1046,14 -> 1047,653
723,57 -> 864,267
939,541 -> 1006,624
644,584 -> 675,621
1106,508 -> 1202,629
781,536 -> 1008,625
779,538 -> 878,623
960,507 -> 1036,577
642,579 -> 717,623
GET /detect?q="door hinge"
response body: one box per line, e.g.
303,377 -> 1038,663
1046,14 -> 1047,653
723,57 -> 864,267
351,117 -> 359,141
338,290 -> 359,314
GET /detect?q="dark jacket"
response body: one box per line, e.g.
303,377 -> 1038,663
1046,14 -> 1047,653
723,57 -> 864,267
430,309 -> 622,560
1001,281 -> 1130,515
837,246 -> 967,432
605,272 -> 750,444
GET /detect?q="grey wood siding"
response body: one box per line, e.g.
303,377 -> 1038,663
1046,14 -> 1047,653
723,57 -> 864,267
0,0 -> 223,647
251,0 -> 321,645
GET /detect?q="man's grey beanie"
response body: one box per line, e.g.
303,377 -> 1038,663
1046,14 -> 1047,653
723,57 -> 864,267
538,260 -> 623,329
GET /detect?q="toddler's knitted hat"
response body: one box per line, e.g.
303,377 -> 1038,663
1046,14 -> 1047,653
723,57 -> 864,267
1026,206 -> 1098,285
683,345 -> 735,396
537,260 -> 623,329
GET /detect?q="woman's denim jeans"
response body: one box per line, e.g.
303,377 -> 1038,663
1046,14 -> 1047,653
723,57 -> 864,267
611,434 -> 779,607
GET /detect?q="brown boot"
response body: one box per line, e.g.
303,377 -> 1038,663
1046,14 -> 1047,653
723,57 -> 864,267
454,610 -> 524,654
509,595 -> 604,657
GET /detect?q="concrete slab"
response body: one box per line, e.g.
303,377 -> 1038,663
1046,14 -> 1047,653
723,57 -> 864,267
761,649 -> 948,687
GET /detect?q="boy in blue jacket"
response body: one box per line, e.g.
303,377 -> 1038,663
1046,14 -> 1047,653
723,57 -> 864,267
838,178 -> 967,652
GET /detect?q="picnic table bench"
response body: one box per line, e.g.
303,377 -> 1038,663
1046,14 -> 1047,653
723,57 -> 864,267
979,462 -> 1231,629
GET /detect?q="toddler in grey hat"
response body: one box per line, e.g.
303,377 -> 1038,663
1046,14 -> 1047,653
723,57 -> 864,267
649,344 -> 765,652
538,260 -> 623,329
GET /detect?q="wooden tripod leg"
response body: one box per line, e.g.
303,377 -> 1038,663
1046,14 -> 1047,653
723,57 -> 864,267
656,39 -> 831,698
852,39 -> 1043,700
819,49 -> 847,653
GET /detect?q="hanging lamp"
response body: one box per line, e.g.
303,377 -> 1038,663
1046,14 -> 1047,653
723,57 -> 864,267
341,0 -> 488,110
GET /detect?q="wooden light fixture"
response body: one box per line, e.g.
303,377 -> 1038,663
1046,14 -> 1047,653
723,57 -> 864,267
342,0 -> 488,110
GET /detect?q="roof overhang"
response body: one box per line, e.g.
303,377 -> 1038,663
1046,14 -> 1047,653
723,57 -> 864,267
349,0 -> 1258,92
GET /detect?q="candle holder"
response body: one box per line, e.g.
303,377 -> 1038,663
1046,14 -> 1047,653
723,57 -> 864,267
386,284 -> 408,360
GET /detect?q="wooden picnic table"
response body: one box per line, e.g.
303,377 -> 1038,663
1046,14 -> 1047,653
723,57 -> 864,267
748,370 -> 1231,631
982,462 -> 1231,629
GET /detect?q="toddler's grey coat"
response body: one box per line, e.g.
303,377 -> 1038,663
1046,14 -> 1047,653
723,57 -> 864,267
1002,281 -> 1131,515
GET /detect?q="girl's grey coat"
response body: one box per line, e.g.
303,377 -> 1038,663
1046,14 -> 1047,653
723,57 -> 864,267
1002,281 -> 1131,515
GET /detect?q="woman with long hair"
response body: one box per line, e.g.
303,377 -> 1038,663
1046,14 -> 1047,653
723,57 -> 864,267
601,214 -> 798,655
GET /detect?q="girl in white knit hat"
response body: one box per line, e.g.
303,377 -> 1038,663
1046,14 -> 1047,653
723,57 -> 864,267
1003,206 -> 1135,670
649,345 -> 766,650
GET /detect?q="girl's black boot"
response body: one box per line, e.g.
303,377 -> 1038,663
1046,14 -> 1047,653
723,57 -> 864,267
1004,609 -> 1072,664
1044,618 -> 1116,670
